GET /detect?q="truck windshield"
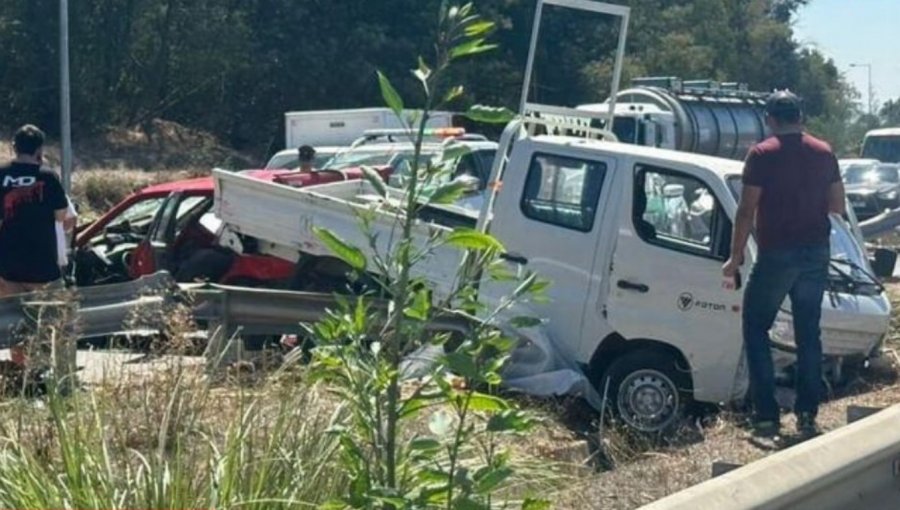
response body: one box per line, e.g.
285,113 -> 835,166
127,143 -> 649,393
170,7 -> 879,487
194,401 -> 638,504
844,164 -> 900,184
862,135 -> 900,163
726,176 -> 869,271
612,117 -> 638,144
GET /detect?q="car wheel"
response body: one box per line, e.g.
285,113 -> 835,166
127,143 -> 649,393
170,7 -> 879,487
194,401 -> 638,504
602,349 -> 692,433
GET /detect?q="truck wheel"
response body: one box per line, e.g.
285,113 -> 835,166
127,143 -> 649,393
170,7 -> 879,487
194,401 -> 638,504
602,349 -> 692,433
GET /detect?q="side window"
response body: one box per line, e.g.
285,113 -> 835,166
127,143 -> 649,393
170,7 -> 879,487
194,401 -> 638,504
521,153 -> 606,232
634,165 -> 731,259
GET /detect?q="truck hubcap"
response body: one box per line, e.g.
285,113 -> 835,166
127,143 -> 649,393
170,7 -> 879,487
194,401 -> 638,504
617,369 -> 679,432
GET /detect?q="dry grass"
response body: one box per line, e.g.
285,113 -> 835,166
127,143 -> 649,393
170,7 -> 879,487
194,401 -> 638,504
71,168 -> 202,221
541,283 -> 900,509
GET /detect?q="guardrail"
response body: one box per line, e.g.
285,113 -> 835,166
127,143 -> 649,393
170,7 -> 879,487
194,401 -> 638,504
641,404 -> 900,510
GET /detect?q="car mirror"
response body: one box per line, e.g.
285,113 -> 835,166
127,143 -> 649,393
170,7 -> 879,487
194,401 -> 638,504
870,248 -> 897,279
453,174 -> 481,196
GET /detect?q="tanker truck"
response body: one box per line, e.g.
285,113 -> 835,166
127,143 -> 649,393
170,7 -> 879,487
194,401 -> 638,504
577,77 -> 769,160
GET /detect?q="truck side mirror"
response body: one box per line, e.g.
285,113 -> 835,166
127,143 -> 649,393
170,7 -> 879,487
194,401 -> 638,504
870,248 -> 897,279
453,174 -> 482,196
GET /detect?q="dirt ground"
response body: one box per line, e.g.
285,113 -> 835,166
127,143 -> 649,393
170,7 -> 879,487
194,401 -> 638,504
531,283 -> 900,509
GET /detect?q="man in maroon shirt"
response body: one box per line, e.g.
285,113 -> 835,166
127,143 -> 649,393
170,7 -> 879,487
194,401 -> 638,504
723,91 -> 845,439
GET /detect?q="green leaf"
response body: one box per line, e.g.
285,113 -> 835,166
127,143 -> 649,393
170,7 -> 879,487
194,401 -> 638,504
376,70 -> 404,117
441,143 -> 472,162
444,85 -> 465,104
409,438 -> 442,452
467,392 -> 509,412
404,288 -> 431,321
443,351 -> 478,379
313,227 -> 367,271
446,229 -> 504,252
454,497 -> 487,510
464,20 -> 495,37
360,165 -> 387,198
512,272 -> 538,300
522,498 -> 552,510
450,38 -> 497,59
486,410 -> 533,433
465,105 -> 516,124
428,410 -> 454,437
413,57 -> 432,94
428,180 -> 468,205
475,466 -> 513,493
509,316 -> 542,329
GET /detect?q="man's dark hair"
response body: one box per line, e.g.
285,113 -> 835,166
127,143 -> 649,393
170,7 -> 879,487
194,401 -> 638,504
298,145 -> 316,163
765,90 -> 803,124
12,124 -> 45,156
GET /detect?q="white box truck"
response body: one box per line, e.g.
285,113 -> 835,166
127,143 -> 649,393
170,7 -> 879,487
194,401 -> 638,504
284,108 -> 455,149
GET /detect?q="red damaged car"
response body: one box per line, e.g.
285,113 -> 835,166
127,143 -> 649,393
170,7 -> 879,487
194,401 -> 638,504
72,166 -> 392,287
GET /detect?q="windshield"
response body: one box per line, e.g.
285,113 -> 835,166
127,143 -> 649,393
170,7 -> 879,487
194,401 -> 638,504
108,197 -> 166,230
267,151 -> 337,169
862,135 -> 900,163
726,176 -> 869,271
844,164 -> 900,184
324,148 -> 424,170
612,117 -> 638,144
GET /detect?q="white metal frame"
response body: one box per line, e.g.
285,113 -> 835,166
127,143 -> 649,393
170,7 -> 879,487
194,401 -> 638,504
519,0 -> 630,141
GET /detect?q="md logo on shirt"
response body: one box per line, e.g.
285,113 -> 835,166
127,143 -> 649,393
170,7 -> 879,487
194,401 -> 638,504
2,175 -> 37,188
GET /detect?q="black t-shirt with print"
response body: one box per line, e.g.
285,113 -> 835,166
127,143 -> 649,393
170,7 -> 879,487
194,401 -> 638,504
0,162 -> 68,282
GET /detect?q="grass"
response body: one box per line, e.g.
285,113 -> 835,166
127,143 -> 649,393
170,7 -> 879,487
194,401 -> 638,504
71,168 -> 203,221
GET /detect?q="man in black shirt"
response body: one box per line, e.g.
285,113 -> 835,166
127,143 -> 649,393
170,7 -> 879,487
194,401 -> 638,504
0,125 -> 69,294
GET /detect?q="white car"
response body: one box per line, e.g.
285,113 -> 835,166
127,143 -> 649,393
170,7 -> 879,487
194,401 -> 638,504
264,146 -> 342,170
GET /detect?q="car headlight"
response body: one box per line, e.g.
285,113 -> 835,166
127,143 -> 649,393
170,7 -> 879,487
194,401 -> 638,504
878,190 -> 899,201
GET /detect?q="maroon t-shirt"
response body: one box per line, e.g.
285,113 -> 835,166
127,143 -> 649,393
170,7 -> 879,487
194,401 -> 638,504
742,132 -> 840,252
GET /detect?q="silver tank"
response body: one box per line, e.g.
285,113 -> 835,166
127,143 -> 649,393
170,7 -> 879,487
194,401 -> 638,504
617,78 -> 768,160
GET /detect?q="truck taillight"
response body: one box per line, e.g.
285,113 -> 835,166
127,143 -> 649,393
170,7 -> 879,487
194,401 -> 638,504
428,127 -> 466,138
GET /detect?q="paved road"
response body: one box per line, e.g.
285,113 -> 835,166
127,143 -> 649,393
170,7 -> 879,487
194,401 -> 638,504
1,348 -> 205,385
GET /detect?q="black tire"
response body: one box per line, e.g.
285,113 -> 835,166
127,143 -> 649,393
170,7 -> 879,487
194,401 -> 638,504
600,349 -> 692,433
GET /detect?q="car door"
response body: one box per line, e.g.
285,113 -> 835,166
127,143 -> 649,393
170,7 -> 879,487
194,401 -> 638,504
605,162 -> 745,404
129,192 -> 183,277
488,143 -> 617,362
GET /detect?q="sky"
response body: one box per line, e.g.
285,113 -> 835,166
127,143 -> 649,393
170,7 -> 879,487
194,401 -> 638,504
794,0 -> 900,114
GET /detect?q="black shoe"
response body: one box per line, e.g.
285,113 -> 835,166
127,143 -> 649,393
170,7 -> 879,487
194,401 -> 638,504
752,420 -> 780,438
797,414 -> 820,438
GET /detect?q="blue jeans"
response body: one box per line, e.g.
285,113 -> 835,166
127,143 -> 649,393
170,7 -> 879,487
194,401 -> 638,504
742,246 -> 829,422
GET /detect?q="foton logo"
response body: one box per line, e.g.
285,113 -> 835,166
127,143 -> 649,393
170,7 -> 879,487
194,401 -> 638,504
3,175 -> 36,187
677,293 -> 694,311
677,292 -> 726,313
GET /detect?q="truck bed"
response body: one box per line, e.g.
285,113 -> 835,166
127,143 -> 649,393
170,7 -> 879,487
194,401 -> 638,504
213,169 -> 474,297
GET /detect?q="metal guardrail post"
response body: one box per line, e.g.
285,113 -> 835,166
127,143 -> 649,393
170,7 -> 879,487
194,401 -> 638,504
21,298 -> 77,394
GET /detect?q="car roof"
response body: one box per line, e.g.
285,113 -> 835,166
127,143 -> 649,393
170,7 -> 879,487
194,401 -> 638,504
531,135 -> 745,178
866,128 -> 900,137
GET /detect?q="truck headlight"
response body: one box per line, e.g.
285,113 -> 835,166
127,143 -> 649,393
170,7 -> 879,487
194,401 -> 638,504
878,190 -> 898,201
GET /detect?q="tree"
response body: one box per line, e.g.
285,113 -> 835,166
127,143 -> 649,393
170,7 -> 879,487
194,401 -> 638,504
881,99 -> 900,127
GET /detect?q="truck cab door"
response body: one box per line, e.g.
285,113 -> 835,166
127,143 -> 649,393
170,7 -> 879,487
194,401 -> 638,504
605,162 -> 745,404
488,141 -> 618,363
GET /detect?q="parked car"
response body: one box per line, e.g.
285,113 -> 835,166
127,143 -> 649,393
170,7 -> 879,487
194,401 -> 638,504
861,127 -> 900,163
264,146 -> 341,170
843,161 -> 900,220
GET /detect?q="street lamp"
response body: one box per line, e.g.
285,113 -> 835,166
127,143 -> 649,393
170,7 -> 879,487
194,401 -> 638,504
60,0 -> 72,193
850,63 -> 873,117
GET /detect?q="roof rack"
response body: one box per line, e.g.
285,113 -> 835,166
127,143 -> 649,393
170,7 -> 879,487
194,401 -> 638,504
630,76 -> 768,100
